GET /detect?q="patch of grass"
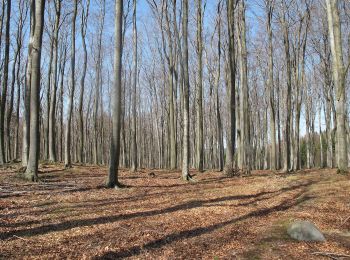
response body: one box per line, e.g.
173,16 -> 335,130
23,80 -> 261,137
265,218 -> 294,242
242,248 -> 262,260
45,204 -> 76,218
242,219 -> 294,259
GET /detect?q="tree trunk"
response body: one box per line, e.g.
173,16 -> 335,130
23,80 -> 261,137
59,45 -> 66,162
195,0 -> 204,172
238,0 -> 250,171
64,0 -> 77,168
266,1 -> 276,170
25,0 -> 45,181
108,0 -> 123,188
326,0 -> 348,172
0,0 -> 11,164
215,1 -> 224,171
45,37 -> 54,160
78,0 -> 90,164
225,0 -> 236,168
6,40 -> 19,161
48,0 -> 61,162
131,0 -> 138,172
319,102 -> 324,168
281,3 -> 292,172
181,0 -> 191,181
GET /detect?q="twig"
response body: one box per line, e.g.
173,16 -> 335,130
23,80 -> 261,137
340,216 -> 350,227
11,235 -> 28,241
312,251 -> 350,260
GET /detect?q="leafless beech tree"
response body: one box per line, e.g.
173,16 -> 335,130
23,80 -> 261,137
0,0 -> 11,164
25,0 -> 45,180
108,0 -> 123,188
64,0 -> 77,168
326,0 -> 349,172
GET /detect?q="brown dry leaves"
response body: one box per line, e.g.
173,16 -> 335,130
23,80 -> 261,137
0,165 -> 349,259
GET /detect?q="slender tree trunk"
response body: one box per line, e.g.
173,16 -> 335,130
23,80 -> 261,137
108,0 -> 123,188
326,0 -> 348,172
131,0 -> 138,172
48,0 -> 61,162
14,0 -> 25,160
325,91 -> 333,167
195,0 -> 204,172
276,71 -> 282,170
162,1 -> 177,170
78,0 -> 90,163
319,102 -> 324,168
14,57 -> 22,160
93,1 -> 105,165
266,1 -> 276,170
45,37 -> 54,160
0,0 -> 11,164
25,0 -> 45,181
215,1 -> 224,171
64,0 -> 77,168
6,44 -> 19,161
225,0 -> 236,169
281,3 -> 292,172
59,46 -> 66,162
238,0 -> 250,171
22,12 -> 34,167
181,0 -> 191,181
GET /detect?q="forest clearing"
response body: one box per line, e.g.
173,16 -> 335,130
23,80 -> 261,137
1,164 -> 349,259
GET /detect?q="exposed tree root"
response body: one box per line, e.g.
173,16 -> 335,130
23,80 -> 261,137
336,168 -> 349,175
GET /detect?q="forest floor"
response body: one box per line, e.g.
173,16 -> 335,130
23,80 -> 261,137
0,163 -> 350,260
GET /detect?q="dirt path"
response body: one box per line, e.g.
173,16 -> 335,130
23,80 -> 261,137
0,165 -> 349,259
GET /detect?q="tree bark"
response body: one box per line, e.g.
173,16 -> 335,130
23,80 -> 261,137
78,0 -> 90,164
326,0 -> 348,172
225,0 -> 236,168
280,2 -> 292,172
238,0 -> 250,171
25,0 -> 45,181
64,0 -> 77,168
48,0 -> 61,162
195,0 -> 204,172
215,1 -> 224,171
108,0 -> 123,188
266,0 -> 276,170
0,0 -> 11,164
131,0 -> 138,172
181,0 -> 191,181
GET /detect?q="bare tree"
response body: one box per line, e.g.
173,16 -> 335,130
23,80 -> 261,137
181,0 -> 192,181
14,0 -> 28,159
215,0 -> 224,171
237,0 -> 250,172
64,0 -> 78,168
265,0 -> 276,170
195,0 -> 204,172
131,0 -> 138,172
0,0 -> 11,164
280,0 -> 292,172
108,0 -> 123,188
225,0 -> 237,170
48,0 -> 61,162
326,0 -> 349,173
25,0 -> 46,181
77,0 -> 90,164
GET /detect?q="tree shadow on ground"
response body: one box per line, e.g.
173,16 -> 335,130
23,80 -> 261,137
93,190 -> 312,259
0,180 -> 315,239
